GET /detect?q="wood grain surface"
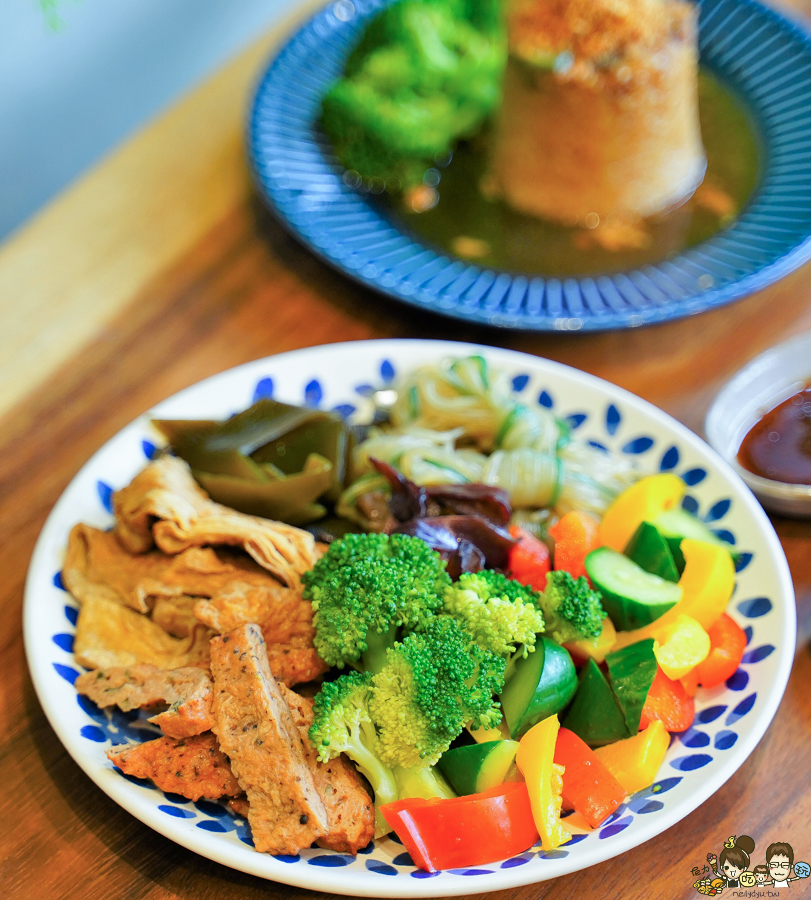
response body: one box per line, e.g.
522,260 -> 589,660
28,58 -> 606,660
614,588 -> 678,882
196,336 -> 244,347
2,2 -> 811,897
0,0 -> 324,421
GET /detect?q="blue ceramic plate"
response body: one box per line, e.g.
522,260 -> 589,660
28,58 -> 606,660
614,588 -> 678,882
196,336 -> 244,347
249,0 -> 811,331
25,341 -> 795,896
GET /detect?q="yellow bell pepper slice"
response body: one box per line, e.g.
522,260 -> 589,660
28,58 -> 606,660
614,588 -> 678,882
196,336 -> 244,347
652,614 -> 711,680
611,538 -> 735,651
675,539 -> 736,630
564,617 -> 616,664
593,720 -> 669,794
598,474 -> 685,553
516,715 -> 570,850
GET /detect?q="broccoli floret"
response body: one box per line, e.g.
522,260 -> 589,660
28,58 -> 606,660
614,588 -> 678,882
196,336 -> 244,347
309,670 -> 398,834
309,654 -> 460,835
303,532 -> 450,671
538,570 -> 605,644
442,570 -> 545,658
472,569 -> 544,605
369,616 -> 505,768
321,0 -> 506,188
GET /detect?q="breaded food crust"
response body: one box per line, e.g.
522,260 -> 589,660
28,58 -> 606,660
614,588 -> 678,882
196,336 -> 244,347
107,733 -> 240,801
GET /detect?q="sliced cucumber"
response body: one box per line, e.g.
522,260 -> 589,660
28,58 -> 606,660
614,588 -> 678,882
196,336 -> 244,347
652,508 -> 735,573
500,637 -> 577,739
623,521 -> 680,583
586,547 -> 682,631
562,658 -> 631,747
437,740 -> 519,796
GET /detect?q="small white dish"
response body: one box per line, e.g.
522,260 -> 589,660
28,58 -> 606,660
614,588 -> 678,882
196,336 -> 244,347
705,331 -> 811,519
25,340 -> 795,897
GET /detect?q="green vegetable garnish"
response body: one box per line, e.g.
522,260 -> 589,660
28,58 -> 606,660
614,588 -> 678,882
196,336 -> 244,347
442,569 -> 544,658
538,569 -> 605,644
302,532 -> 450,671
322,0 -> 506,188
369,616 -> 505,767
309,616 -> 503,830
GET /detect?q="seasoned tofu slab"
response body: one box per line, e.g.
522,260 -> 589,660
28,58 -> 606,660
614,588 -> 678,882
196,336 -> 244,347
280,685 -> 375,855
209,624 -> 328,855
76,663 -> 214,738
107,733 -> 240,801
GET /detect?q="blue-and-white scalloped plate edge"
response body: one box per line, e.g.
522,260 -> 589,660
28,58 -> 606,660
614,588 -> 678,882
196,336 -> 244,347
24,339 -> 795,898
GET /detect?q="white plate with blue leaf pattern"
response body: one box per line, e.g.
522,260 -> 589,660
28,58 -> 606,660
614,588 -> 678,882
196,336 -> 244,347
24,340 -> 795,897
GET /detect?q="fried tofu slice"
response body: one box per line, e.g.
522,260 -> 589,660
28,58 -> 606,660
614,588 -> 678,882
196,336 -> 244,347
193,575 -> 313,645
74,594 -> 212,671
280,685 -> 375,855
65,524 -> 304,618
75,663 -> 214,739
64,524 -> 170,614
266,647 -> 329,688
151,595 -> 200,638
112,456 -> 316,589
64,526 -> 326,684
107,733 -> 240,801
209,624 -> 328,855
193,573 -> 329,687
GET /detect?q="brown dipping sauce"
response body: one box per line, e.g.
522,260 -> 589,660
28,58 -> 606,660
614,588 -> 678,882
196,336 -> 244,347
738,386 -> 811,485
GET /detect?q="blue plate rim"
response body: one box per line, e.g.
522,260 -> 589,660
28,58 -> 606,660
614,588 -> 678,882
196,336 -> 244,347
248,0 -> 811,332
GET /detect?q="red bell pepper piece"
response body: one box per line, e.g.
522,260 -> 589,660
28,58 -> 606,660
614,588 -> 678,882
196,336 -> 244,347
553,727 -> 627,828
681,613 -> 747,692
548,511 -> 599,580
380,782 -> 539,872
508,526 -> 551,592
638,666 -> 695,733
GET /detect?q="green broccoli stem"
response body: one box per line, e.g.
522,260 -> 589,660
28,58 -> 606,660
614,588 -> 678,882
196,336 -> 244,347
503,642 -> 535,686
503,650 -> 519,686
393,765 -> 456,801
346,718 -> 399,836
360,622 -> 400,674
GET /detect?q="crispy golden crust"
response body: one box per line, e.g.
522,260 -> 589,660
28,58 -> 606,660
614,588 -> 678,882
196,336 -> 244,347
280,686 -> 375,855
508,0 -> 695,88
112,456 -> 316,589
107,733 -> 240,801
75,663 -> 214,739
209,624 -> 328,855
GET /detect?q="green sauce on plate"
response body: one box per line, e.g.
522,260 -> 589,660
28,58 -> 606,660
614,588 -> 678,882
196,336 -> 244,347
377,70 -> 760,278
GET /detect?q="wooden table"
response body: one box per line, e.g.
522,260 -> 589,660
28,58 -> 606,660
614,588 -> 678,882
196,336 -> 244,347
1,1 -> 810,896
